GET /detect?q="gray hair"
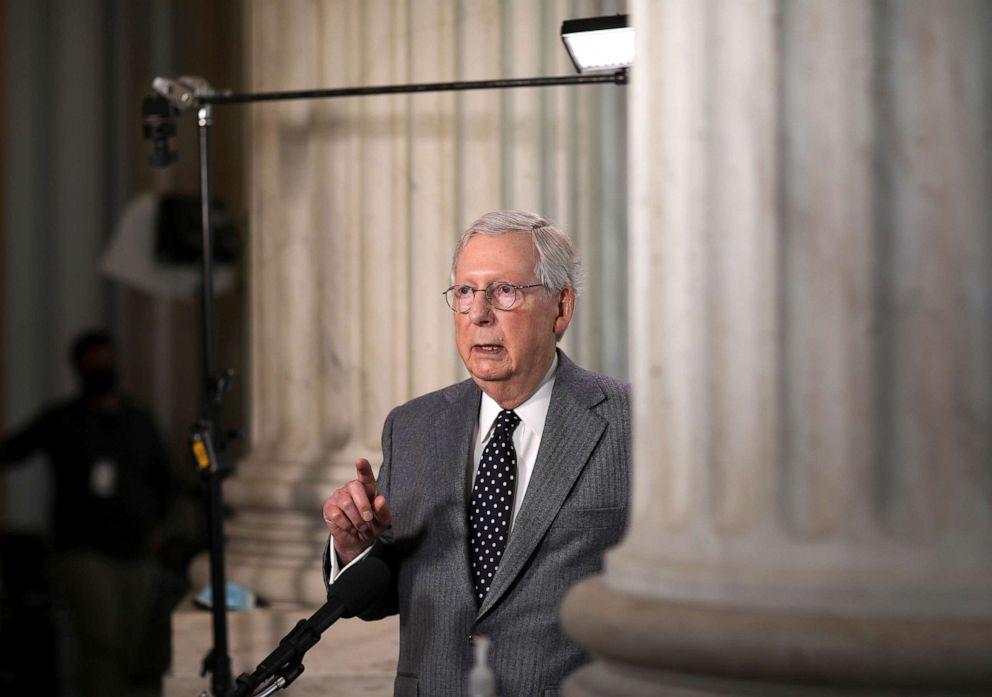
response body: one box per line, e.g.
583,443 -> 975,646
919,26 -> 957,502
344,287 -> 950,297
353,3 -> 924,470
450,210 -> 583,295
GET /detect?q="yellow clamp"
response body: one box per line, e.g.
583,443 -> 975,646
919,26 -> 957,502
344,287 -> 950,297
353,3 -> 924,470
192,436 -> 211,470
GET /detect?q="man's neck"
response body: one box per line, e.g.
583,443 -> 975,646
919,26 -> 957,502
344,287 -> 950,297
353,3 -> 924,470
476,352 -> 558,409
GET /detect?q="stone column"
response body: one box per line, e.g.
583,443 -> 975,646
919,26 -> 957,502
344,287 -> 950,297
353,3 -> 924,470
221,0 -> 422,607
563,1 -> 992,695
168,2 -> 629,694
218,0 -> 630,606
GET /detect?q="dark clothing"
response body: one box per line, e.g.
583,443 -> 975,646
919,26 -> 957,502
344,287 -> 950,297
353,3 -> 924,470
49,550 -> 165,697
0,395 -> 175,697
0,396 -> 171,558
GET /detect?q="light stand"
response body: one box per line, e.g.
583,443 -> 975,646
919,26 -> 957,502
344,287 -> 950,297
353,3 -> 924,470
144,87 -> 236,697
143,34 -> 629,697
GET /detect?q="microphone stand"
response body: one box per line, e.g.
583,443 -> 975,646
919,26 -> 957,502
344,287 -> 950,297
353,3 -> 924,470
247,668 -> 303,697
227,616 -> 321,697
143,82 -> 235,697
143,68 -> 627,697
191,99 -> 236,697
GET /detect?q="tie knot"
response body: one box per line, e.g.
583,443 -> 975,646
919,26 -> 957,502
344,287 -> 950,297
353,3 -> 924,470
495,409 -> 520,434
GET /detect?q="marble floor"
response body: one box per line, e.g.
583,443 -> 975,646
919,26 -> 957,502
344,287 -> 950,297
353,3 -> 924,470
164,600 -> 399,697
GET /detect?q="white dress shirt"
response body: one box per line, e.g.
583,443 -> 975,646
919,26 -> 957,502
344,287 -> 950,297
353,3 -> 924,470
329,355 -> 559,581
470,353 -> 557,531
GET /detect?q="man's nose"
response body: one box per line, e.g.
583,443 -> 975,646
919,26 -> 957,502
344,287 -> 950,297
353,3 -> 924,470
467,290 -> 493,323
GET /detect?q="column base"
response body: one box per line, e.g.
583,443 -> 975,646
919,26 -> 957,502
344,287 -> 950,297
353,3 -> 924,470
562,577 -> 992,696
566,660 -> 950,697
189,507 -> 330,607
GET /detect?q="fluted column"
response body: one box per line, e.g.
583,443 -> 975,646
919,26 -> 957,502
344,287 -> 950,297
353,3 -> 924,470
564,1 -> 992,695
223,0 -> 629,606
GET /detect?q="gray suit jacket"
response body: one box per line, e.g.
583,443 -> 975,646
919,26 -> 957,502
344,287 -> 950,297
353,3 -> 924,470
330,351 -> 630,697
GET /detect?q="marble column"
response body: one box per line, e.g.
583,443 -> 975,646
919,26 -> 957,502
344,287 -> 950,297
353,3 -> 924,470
220,0 -> 629,606
563,1 -> 992,695
168,2 -> 629,694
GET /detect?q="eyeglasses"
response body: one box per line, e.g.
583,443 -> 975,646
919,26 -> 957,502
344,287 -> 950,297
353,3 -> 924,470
443,281 -> 544,313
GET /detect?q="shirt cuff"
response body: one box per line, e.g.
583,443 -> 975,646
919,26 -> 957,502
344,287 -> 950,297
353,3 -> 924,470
327,537 -> 374,584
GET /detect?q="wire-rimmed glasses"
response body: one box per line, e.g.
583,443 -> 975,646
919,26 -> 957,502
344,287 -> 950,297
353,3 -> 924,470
443,281 -> 543,313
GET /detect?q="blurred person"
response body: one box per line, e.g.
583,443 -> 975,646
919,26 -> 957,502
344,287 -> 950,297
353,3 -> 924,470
0,328 -> 175,697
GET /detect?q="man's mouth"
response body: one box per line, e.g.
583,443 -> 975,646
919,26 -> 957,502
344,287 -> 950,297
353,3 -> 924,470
474,344 -> 504,354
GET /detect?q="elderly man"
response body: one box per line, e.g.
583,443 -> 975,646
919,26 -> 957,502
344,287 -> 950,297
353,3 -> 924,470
323,210 -> 630,697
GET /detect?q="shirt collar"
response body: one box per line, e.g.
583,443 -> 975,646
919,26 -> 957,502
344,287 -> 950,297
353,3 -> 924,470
478,353 -> 558,440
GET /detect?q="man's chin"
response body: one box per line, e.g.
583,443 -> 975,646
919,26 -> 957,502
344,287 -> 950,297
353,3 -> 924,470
466,357 -> 511,384
469,368 -> 510,384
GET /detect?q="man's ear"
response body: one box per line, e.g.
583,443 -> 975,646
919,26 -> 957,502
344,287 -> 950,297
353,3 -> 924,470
553,287 -> 575,339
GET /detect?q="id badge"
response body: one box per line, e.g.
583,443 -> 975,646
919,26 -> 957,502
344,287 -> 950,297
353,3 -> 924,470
90,458 -> 118,498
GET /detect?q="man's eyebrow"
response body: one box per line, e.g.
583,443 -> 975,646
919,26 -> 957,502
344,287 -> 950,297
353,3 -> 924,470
456,278 -> 520,285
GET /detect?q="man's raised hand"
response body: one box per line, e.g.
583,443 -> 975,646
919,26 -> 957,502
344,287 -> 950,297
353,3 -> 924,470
323,458 -> 391,566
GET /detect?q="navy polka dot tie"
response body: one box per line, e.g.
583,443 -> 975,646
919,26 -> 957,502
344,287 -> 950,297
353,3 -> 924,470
469,409 -> 521,604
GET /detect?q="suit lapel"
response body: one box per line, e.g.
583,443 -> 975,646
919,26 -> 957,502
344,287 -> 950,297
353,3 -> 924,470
430,380 -> 481,602
432,380 -> 480,514
476,353 -> 606,618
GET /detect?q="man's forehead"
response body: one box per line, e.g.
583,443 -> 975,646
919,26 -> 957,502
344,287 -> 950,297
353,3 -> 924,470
455,232 -> 537,275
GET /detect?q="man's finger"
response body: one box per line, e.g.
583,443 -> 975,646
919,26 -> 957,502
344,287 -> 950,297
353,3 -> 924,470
373,495 -> 391,528
345,479 -> 376,524
325,495 -> 365,536
355,458 -> 375,481
354,458 -> 378,497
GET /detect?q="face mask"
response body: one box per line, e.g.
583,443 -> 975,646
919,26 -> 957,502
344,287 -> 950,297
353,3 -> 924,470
82,368 -> 117,397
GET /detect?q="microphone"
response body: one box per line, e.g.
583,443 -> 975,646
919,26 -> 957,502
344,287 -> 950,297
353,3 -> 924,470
141,94 -> 179,168
230,557 -> 390,697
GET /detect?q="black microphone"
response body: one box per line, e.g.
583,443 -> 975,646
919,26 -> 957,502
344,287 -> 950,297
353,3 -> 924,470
231,557 -> 390,697
141,94 -> 179,168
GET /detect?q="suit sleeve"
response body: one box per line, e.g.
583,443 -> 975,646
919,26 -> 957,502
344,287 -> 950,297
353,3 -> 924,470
355,407 -> 401,621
